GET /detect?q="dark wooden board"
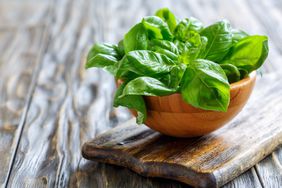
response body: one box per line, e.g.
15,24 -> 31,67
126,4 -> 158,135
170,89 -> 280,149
82,74 -> 282,188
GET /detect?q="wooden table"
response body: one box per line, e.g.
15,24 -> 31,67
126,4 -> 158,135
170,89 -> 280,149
0,0 -> 281,187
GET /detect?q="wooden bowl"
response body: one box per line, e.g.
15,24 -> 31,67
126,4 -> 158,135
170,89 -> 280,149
121,71 -> 256,137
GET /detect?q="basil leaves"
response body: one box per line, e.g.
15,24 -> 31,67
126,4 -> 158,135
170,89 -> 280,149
86,8 -> 269,124
221,35 -> 269,73
181,59 -> 230,112
124,23 -> 148,53
200,20 -> 233,62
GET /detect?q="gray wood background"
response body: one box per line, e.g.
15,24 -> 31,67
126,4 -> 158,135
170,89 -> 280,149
0,0 -> 281,187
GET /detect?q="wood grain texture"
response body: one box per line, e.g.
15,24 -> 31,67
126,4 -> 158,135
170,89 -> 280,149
0,1 -> 49,186
82,74 -> 282,188
7,0 -> 130,187
223,168 -> 262,188
0,0 -> 281,187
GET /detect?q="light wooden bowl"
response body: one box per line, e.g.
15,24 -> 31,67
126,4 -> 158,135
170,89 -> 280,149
122,71 -> 256,137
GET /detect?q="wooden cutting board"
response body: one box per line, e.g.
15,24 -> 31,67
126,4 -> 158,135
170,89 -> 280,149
82,74 -> 282,188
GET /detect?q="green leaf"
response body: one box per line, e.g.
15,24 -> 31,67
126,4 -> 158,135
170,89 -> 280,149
121,77 -> 176,97
86,43 -> 120,63
232,29 -> 249,44
114,57 -> 141,80
153,49 -> 178,60
142,16 -> 173,40
114,82 -> 147,124
200,20 -> 233,62
85,54 -> 118,74
116,50 -> 176,78
149,39 -> 179,55
220,64 -> 241,83
117,40 -> 125,57
155,8 -> 177,32
124,23 -> 148,53
87,43 -> 119,58
174,18 -> 207,63
174,18 -> 203,42
196,36 -> 208,58
160,64 -> 187,89
239,68 -> 248,79
148,40 -> 179,60
222,35 -> 268,73
178,35 -> 208,64
180,59 -> 230,112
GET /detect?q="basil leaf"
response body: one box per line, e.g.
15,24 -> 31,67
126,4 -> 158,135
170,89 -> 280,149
124,23 -> 148,53
200,20 -> 233,62
114,82 -> 146,124
222,35 -> 269,73
196,36 -> 208,58
161,64 -> 186,89
220,64 -> 241,83
86,42 -> 123,74
121,77 -> 176,97
117,40 -> 125,57
148,40 -> 179,60
155,8 -> 177,32
142,16 -> 173,40
149,39 -> 179,55
174,18 -> 203,42
153,49 -> 178,60
173,40 -> 186,54
232,29 -> 249,44
86,54 -> 118,75
114,57 -> 139,80
117,50 -> 176,77
239,69 -> 249,80
180,59 -> 230,112
87,43 -> 119,58
179,35 -> 208,64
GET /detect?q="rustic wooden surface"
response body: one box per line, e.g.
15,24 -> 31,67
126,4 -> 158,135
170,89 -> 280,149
82,73 -> 282,188
0,0 -> 281,187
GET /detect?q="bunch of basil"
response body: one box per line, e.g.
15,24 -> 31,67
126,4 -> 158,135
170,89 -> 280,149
86,8 -> 269,124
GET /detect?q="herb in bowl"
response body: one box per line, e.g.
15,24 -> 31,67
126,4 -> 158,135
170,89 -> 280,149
86,8 -> 269,124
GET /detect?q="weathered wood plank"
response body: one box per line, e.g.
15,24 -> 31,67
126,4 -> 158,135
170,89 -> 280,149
72,161 -> 191,188
6,0 -> 131,187
2,0 -> 281,187
251,82 -> 282,187
223,168 -> 262,188
0,1 -> 49,28
254,153 -> 282,188
71,160 -> 260,188
0,1 -> 50,187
